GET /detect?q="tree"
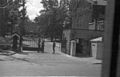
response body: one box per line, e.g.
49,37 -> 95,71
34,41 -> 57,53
7,0 -> 27,52
35,0 -> 72,41
34,13 -> 50,37
0,0 -> 13,37
8,0 -> 27,35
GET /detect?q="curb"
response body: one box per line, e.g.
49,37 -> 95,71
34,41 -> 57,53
59,51 -> 102,64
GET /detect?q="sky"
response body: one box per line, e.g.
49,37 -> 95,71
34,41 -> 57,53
26,0 -> 43,20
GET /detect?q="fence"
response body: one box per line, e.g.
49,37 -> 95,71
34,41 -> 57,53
23,36 -> 39,51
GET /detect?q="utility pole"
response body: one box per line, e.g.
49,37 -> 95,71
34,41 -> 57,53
19,0 -> 26,52
20,0 -> 26,35
93,0 -> 98,30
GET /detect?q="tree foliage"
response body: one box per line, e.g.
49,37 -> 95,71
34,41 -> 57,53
35,0 -> 72,40
7,0 -> 27,35
70,0 -> 92,29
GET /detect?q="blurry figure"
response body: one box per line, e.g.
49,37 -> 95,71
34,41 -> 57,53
37,38 -> 41,53
41,39 -> 45,53
53,41 -> 56,54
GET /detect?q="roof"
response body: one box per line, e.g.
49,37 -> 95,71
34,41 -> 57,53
87,0 -> 107,5
12,33 -> 20,38
90,37 -> 102,41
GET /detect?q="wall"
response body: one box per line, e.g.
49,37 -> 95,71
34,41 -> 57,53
91,43 -> 97,58
96,42 -> 103,59
71,0 -> 92,30
63,29 -> 71,54
70,40 -> 76,56
91,42 -> 103,59
71,29 -> 103,40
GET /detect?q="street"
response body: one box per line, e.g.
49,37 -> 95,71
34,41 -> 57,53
0,42 -> 101,77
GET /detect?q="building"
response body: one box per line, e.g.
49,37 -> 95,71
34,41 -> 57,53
62,0 -> 106,57
90,37 -> 103,59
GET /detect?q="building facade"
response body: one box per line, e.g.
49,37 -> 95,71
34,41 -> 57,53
62,0 -> 106,57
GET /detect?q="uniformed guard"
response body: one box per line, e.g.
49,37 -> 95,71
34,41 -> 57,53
52,41 -> 56,54
37,38 -> 41,53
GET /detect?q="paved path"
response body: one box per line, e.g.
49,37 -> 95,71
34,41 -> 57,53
0,42 -> 101,77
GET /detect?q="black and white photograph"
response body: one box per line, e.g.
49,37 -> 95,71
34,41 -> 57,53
0,0 -> 119,77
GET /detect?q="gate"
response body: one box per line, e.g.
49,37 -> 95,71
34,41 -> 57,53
23,35 -> 39,51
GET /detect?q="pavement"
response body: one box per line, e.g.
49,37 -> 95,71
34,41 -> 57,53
0,42 -> 101,76
54,42 -> 102,64
59,52 -> 102,64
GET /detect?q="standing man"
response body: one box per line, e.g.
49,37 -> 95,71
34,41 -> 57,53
37,37 -> 41,53
41,39 -> 45,53
53,41 -> 56,54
